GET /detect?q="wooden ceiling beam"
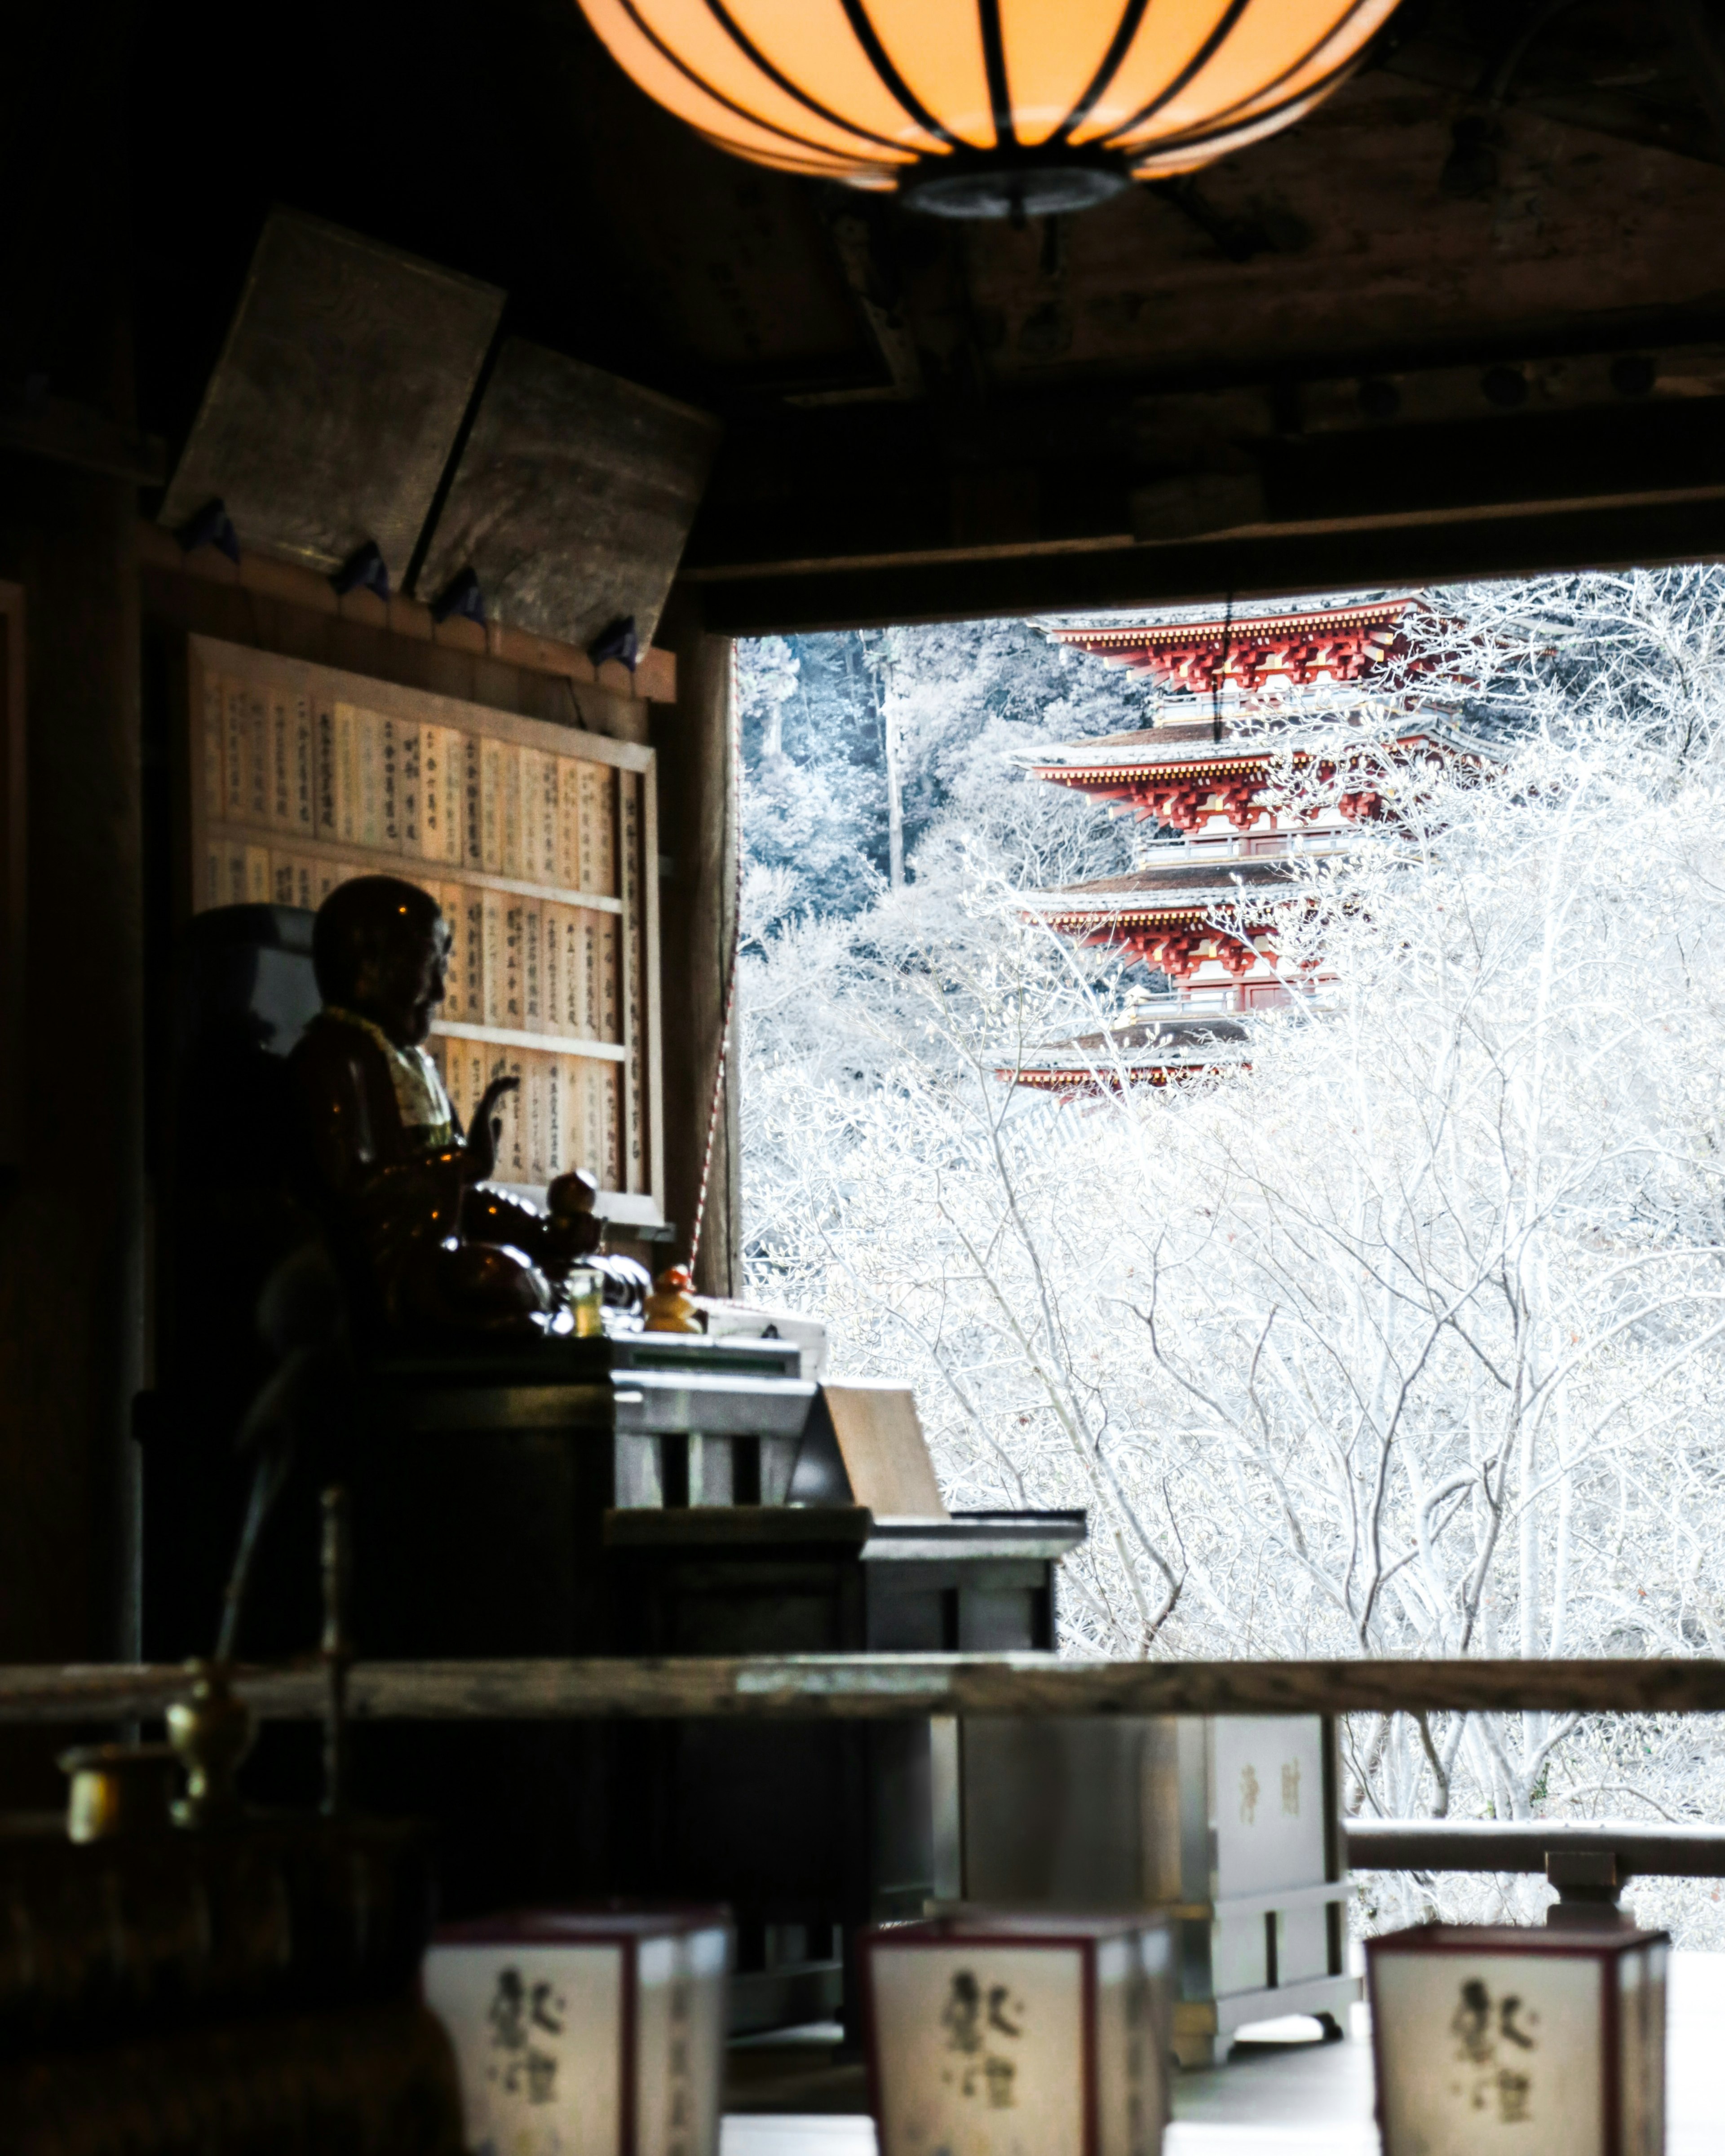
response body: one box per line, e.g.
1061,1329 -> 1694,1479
690,489 -> 1725,636
684,338 -> 1725,631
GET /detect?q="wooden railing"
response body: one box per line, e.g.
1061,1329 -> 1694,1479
5,1654 -> 1725,1723
1347,1818 -> 1725,1878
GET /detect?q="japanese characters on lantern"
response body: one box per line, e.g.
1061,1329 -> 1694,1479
423,1907 -> 731,2156
862,1910 -> 1172,2156
1367,1923 -> 1668,2156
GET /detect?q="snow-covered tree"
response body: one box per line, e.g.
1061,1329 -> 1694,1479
740,572 -> 1725,1940
736,618 -> 1158,922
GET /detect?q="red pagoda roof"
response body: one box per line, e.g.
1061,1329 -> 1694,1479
1008,1062 -> 1234,1096
998,1014 -> 1247,1096
1051,597 -> 1411,697
1031,856 -> 1305,929
1026,720 -> 1448,786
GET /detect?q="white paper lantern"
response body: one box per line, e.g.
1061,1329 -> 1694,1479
423,1907 -> 731,2156
1367,1922 -> 1668,2156
862,1909 -> 1173,2156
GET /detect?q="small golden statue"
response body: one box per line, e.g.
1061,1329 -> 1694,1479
642,1264 -> 702,1334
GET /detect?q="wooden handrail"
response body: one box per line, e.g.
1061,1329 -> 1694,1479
6,1654 -> 1725,1723
1348,1818 -> 1725,1877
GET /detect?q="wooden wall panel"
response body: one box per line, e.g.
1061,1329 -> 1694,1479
181,636 -> 663,1227
0,582 -> 23,1166
0,460 -> 144,1805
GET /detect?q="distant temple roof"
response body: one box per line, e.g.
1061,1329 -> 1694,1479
1028,856 -> 1309,935
1006,595 -> 1483,1096
999,1013 -> 1248,1096
1022,711 -> 1496,799
1046,858 -> 1301,903
1048,596 -> 1413,699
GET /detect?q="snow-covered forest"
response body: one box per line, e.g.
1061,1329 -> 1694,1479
736,574 -> 1725,1943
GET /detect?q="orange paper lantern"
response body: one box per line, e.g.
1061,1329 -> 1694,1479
575,0 -> 1400,216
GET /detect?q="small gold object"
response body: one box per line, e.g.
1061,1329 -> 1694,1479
642,1264 -> 702,1334
58,1741 -> 177,1842
166,1658 -> 255,1828
566,1265 -> 604,1338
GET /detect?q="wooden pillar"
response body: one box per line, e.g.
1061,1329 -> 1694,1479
652,588 -> 742,1299
0,457 -> 144,1798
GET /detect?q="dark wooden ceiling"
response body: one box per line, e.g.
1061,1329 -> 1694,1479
14,0 -> 1725,631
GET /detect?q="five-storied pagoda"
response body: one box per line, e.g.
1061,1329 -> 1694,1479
1009,593 -> 1453,1095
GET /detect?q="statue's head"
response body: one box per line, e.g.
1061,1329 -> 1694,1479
313,877 -> 449,1048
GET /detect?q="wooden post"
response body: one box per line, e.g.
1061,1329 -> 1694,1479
653,588 -> 742,1297
0,458 -> 145,1803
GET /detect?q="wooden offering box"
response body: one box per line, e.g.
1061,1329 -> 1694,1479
1367,1923 -> 1668,2156
423,1908 -> 730,2156
861,1910 -> 1173,2156
955,1713 -> 1357,2063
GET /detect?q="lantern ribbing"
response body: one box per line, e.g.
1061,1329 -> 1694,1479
576,0 -> 1403,216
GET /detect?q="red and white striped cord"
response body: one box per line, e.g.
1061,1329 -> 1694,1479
687,640 -> 745,1277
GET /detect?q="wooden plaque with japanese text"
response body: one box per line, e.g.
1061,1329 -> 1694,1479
181,634 -> 664,1225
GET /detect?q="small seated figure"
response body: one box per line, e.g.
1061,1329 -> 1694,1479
289,875 -> 609,1337
642,1264 -> 702,1334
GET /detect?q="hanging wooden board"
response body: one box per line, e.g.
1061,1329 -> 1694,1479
414,337 -> 720,654
159,208 -> 504,585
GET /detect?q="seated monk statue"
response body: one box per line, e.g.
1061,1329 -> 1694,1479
289,875 -> 615,1337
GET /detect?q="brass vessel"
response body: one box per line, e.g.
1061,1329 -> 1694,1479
57,1742 -> 177,1843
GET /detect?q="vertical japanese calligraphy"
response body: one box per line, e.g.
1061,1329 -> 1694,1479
188,641 -> 651,1210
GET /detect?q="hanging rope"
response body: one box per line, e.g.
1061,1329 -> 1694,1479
1213,592 -> 1234,739
687,639 -> 745,1279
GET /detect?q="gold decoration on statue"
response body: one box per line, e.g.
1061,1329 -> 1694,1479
574,0 -> 1398,217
